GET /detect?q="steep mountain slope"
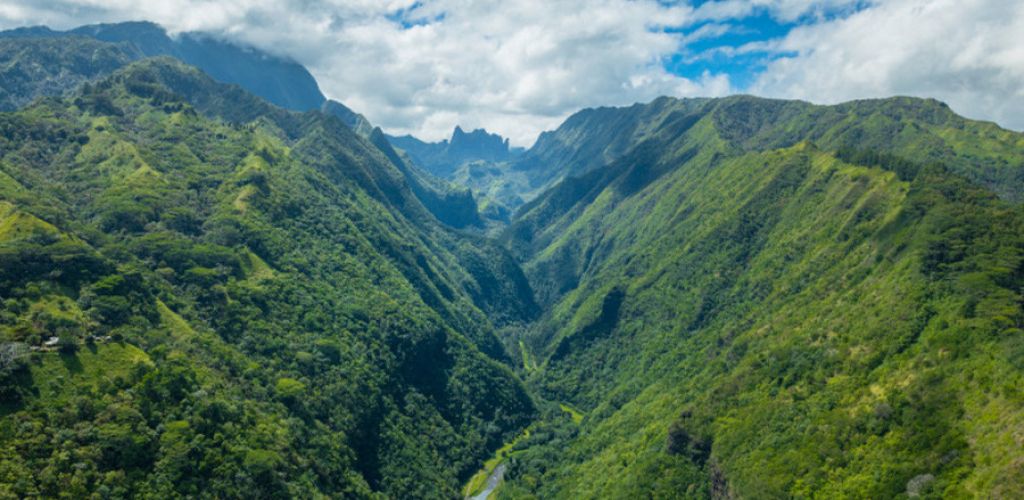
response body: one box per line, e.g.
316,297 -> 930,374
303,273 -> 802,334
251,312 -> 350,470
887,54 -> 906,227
71,21 -> 325,112
0,58 -> 537,498
511,96 -> 1024,304
389,126 -> 520,179
0,35 -> 141,111
322,99 -> 375,137
514,97 -> 710,189
0,26 -> 481,232
497,96 -> 1024,498
368,128 -> 485,229
0,22 -> 322,112
481,95 -> 1024,221
389,127 -> 526,223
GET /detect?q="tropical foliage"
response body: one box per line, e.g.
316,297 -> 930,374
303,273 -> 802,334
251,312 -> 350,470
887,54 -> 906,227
0,59 -> 536,499
0,29 -> 1023,499
498,96 -> 1024,498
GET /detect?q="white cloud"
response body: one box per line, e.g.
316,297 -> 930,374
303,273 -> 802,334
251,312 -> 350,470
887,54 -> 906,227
0,0 -> 1021,145
304,0 -> 731,145
750,0 -> 1024,131
691,0 -> 868,23
0,0 -> 736,145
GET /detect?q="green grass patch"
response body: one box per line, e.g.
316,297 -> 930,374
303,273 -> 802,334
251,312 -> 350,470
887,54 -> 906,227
156,299 -> 195,339
559,403 -> 584,425
519,340 -> 537,372
27,342 -> 152,404
240,248 -> 275,281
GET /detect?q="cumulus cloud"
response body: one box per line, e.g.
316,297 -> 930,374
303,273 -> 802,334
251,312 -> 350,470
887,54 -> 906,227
692,0 -> 866,23
0,0 -> 1021,144
0,0 -> 737,145
750,0 -> 1024,130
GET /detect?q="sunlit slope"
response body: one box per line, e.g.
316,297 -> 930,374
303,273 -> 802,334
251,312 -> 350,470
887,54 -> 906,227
500,98 -> 1024,498
506,95 -> 1024,218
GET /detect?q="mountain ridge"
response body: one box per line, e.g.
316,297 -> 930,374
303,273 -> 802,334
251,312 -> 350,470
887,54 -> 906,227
0,21 -> 323,112
502,94 -> 1024,217
0,23 -> 479,229
493,93 -> 1024,498
1,26 -> 1023,499
388,126 -> 522,177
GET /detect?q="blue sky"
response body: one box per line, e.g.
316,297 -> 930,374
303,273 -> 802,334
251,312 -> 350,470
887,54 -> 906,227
0,0 -> 1021,145
663,0 -> 874,87
664,10 -> 798,88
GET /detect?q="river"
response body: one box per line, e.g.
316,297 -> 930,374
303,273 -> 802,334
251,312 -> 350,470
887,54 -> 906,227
469,463 -> 506,500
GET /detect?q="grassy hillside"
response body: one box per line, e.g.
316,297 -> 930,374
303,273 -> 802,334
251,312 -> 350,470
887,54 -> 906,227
0,58 -> 537,498
489,95 -> 1024,223
498,97 -> 1024,498
0,23 -> 489,234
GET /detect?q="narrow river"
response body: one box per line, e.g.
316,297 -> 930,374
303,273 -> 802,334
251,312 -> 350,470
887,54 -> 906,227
469,463 -> 506,500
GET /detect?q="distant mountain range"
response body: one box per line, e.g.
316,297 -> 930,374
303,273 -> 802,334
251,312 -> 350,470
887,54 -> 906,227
389,126 -> 524,178
387,127 -> 526,222
1,21 -> 324,111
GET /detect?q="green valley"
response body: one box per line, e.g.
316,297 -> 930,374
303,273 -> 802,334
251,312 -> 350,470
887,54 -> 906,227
0,57 -> 536,498
0,20 -> 1022,500
495,96 -> 1024,498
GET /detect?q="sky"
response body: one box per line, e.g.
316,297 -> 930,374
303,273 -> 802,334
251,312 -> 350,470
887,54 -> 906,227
0,0 -> 1021,146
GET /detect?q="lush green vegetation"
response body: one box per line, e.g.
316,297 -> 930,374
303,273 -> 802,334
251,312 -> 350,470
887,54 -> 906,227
0,59 -> 537,498
388,127 -> 526,227
0,36 -> 139,112
1,32 -> 1023,499
496,96 -> 1024,498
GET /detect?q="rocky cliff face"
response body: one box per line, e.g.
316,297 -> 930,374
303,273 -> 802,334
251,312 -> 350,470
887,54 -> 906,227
0,21 -> 326,112
448,126 -> 512,163
388,126 -> 519,179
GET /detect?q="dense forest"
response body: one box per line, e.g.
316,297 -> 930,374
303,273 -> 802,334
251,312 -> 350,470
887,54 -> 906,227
0,58 -> 536,498
1,22 -> 1023,499
497,96 -> 1024,498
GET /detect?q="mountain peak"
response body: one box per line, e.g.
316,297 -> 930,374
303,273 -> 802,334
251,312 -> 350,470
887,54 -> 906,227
1,21 -> 327,112
447,126 -> 509,162
0,25 -> 61,38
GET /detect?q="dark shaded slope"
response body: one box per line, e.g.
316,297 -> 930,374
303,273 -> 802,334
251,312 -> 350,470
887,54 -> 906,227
369,127 -> 484,229
68,21 -> 325,111
0,36 -> 140,110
